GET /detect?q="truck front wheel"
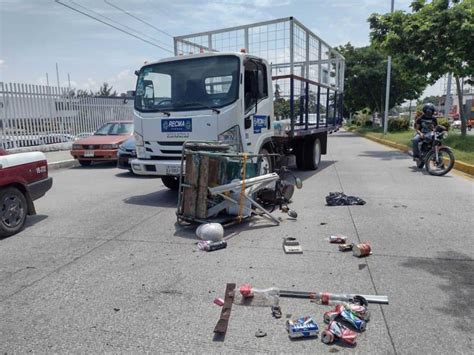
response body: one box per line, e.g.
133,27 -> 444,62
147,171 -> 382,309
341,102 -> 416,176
161,176 -> 180,190
304,138 -> 321,170
0,187 -> 28,238
258,148 -> 273,175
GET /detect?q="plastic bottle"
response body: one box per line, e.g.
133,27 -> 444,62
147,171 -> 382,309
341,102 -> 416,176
240,284 -> 280,305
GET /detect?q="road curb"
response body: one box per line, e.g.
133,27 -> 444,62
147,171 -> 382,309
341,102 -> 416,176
354,132 -> 474,177
48,159 -> 80,170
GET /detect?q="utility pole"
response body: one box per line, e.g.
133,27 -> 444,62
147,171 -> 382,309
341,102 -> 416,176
444,73 -> 452,118
383,0 -> 395,135
68,73 -> 71,91
46,73 -> 50,86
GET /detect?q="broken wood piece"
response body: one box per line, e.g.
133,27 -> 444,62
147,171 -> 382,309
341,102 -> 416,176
214,283 -> 236,335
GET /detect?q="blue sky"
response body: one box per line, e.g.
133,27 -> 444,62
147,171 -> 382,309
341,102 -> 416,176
0,0 -> 442,96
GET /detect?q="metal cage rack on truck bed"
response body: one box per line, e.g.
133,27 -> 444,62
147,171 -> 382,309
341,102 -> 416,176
174,17 -> 345,138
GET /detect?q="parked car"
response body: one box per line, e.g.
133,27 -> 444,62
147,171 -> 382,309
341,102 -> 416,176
0,149 -> 53,237
43,133 -> 76,144
74,132 -> 93,140
117,137 -> 136,172
70,121 -> 133,166
452,120 -> 462,129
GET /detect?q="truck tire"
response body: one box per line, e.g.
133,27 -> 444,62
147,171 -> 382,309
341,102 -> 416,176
304,138 -> 321,170
0,187 -> 28,238
258,148 -> 272,175
79,160 -> 91,167
295,141 -> 306,170
162,176 -> 180,190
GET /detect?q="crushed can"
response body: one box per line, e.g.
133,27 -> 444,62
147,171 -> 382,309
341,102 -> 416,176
353,243 -> 371,257
198,240 -> 227,251
338,243 -> 354,252
329,234 -> 347,243
286,316 -> 319,338
321,321 -> 357,345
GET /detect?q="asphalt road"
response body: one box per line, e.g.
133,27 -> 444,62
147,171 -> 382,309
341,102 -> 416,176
1,132 -> 473,353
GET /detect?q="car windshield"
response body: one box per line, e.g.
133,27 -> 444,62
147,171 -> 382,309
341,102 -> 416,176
94,122 -> 133,135
134,55 -> 240,112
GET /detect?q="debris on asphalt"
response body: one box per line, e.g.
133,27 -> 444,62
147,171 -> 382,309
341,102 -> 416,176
239,284 -> 280,305
352,243 -> 372,257
279,289 -> 388,305
323,303 -> 367,331
113,308 -> 120,312
329,234 -> 347,243
321,321 -> 357,345
338,243 -> 354,252
272,305 -> 282,318
255,329 -> 267,338
286,316 -> 319,338
282,237 -> 303,254
325,192 -> 366,206
213,297 -> 225,306
240,284 -> 389,304
213,283 -> 236,336
198,240 -> 227,252
196,223 -> 224,241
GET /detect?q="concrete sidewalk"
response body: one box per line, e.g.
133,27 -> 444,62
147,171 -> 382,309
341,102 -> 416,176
44,150 -> 79,170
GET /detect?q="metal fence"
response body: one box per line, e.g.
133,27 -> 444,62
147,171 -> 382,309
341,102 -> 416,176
0,82 -> 134,149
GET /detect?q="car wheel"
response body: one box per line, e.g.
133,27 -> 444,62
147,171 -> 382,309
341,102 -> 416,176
0,187 -> 28,238
161,176 -> 180,190
78,160 -> 92,167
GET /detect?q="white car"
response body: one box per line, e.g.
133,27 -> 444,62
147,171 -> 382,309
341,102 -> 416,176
452,120 -> 461,129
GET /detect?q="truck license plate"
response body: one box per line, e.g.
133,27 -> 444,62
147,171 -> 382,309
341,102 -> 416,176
84,150 -> 94,157
166,165 -> 181,175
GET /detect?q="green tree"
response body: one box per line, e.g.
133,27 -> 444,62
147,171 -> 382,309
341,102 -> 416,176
369,0 -> 474,136
96,82 -> 118,97
337,43 -> 427,120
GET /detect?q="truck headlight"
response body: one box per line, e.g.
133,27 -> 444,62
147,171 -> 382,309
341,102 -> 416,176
218,125 -> 242,152
134,131 -> 144,146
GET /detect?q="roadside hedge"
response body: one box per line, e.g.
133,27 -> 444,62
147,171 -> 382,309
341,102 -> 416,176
388,117 -> 410,131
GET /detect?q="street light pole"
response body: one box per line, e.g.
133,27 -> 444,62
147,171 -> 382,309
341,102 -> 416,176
383,0 -> 395,135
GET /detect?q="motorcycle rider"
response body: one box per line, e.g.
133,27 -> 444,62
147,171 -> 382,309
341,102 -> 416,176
412,103 -> 438,160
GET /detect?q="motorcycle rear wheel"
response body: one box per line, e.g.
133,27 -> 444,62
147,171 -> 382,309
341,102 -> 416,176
425,148 -> 455,176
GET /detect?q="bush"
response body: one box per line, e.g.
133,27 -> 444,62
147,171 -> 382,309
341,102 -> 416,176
354,112 -> 372,127
388,117 -> 410,131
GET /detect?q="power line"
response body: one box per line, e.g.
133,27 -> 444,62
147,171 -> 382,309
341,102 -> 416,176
55,0 -> 173,53
69,0 -> 172,50
103,0 -> 174,38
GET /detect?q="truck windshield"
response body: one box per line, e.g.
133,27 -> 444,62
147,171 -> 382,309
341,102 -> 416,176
134,55 -> 240,112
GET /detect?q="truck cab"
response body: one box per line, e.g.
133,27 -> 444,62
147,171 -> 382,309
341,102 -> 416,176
131,52 -> 274,188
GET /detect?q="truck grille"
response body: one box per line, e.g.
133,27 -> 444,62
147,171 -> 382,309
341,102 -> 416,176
145,141 -> 184,156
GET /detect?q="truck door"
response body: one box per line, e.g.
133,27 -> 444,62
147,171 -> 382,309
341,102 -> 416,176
243,59 -> 272,153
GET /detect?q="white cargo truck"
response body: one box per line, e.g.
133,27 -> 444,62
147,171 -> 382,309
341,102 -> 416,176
131,17 -> 345,189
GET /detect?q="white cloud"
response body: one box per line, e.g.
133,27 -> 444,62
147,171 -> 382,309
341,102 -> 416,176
106,69 -> 136,94
0,59 -> 4,66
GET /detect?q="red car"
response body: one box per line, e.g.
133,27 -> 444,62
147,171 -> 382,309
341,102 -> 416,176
0,148 -> 53,237
70,121 -> 133,166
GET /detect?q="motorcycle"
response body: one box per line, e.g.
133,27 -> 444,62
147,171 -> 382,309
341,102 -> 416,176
415,125 -> 455,176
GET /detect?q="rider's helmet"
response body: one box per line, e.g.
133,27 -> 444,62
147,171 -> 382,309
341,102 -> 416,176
422,103 -> 435,118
